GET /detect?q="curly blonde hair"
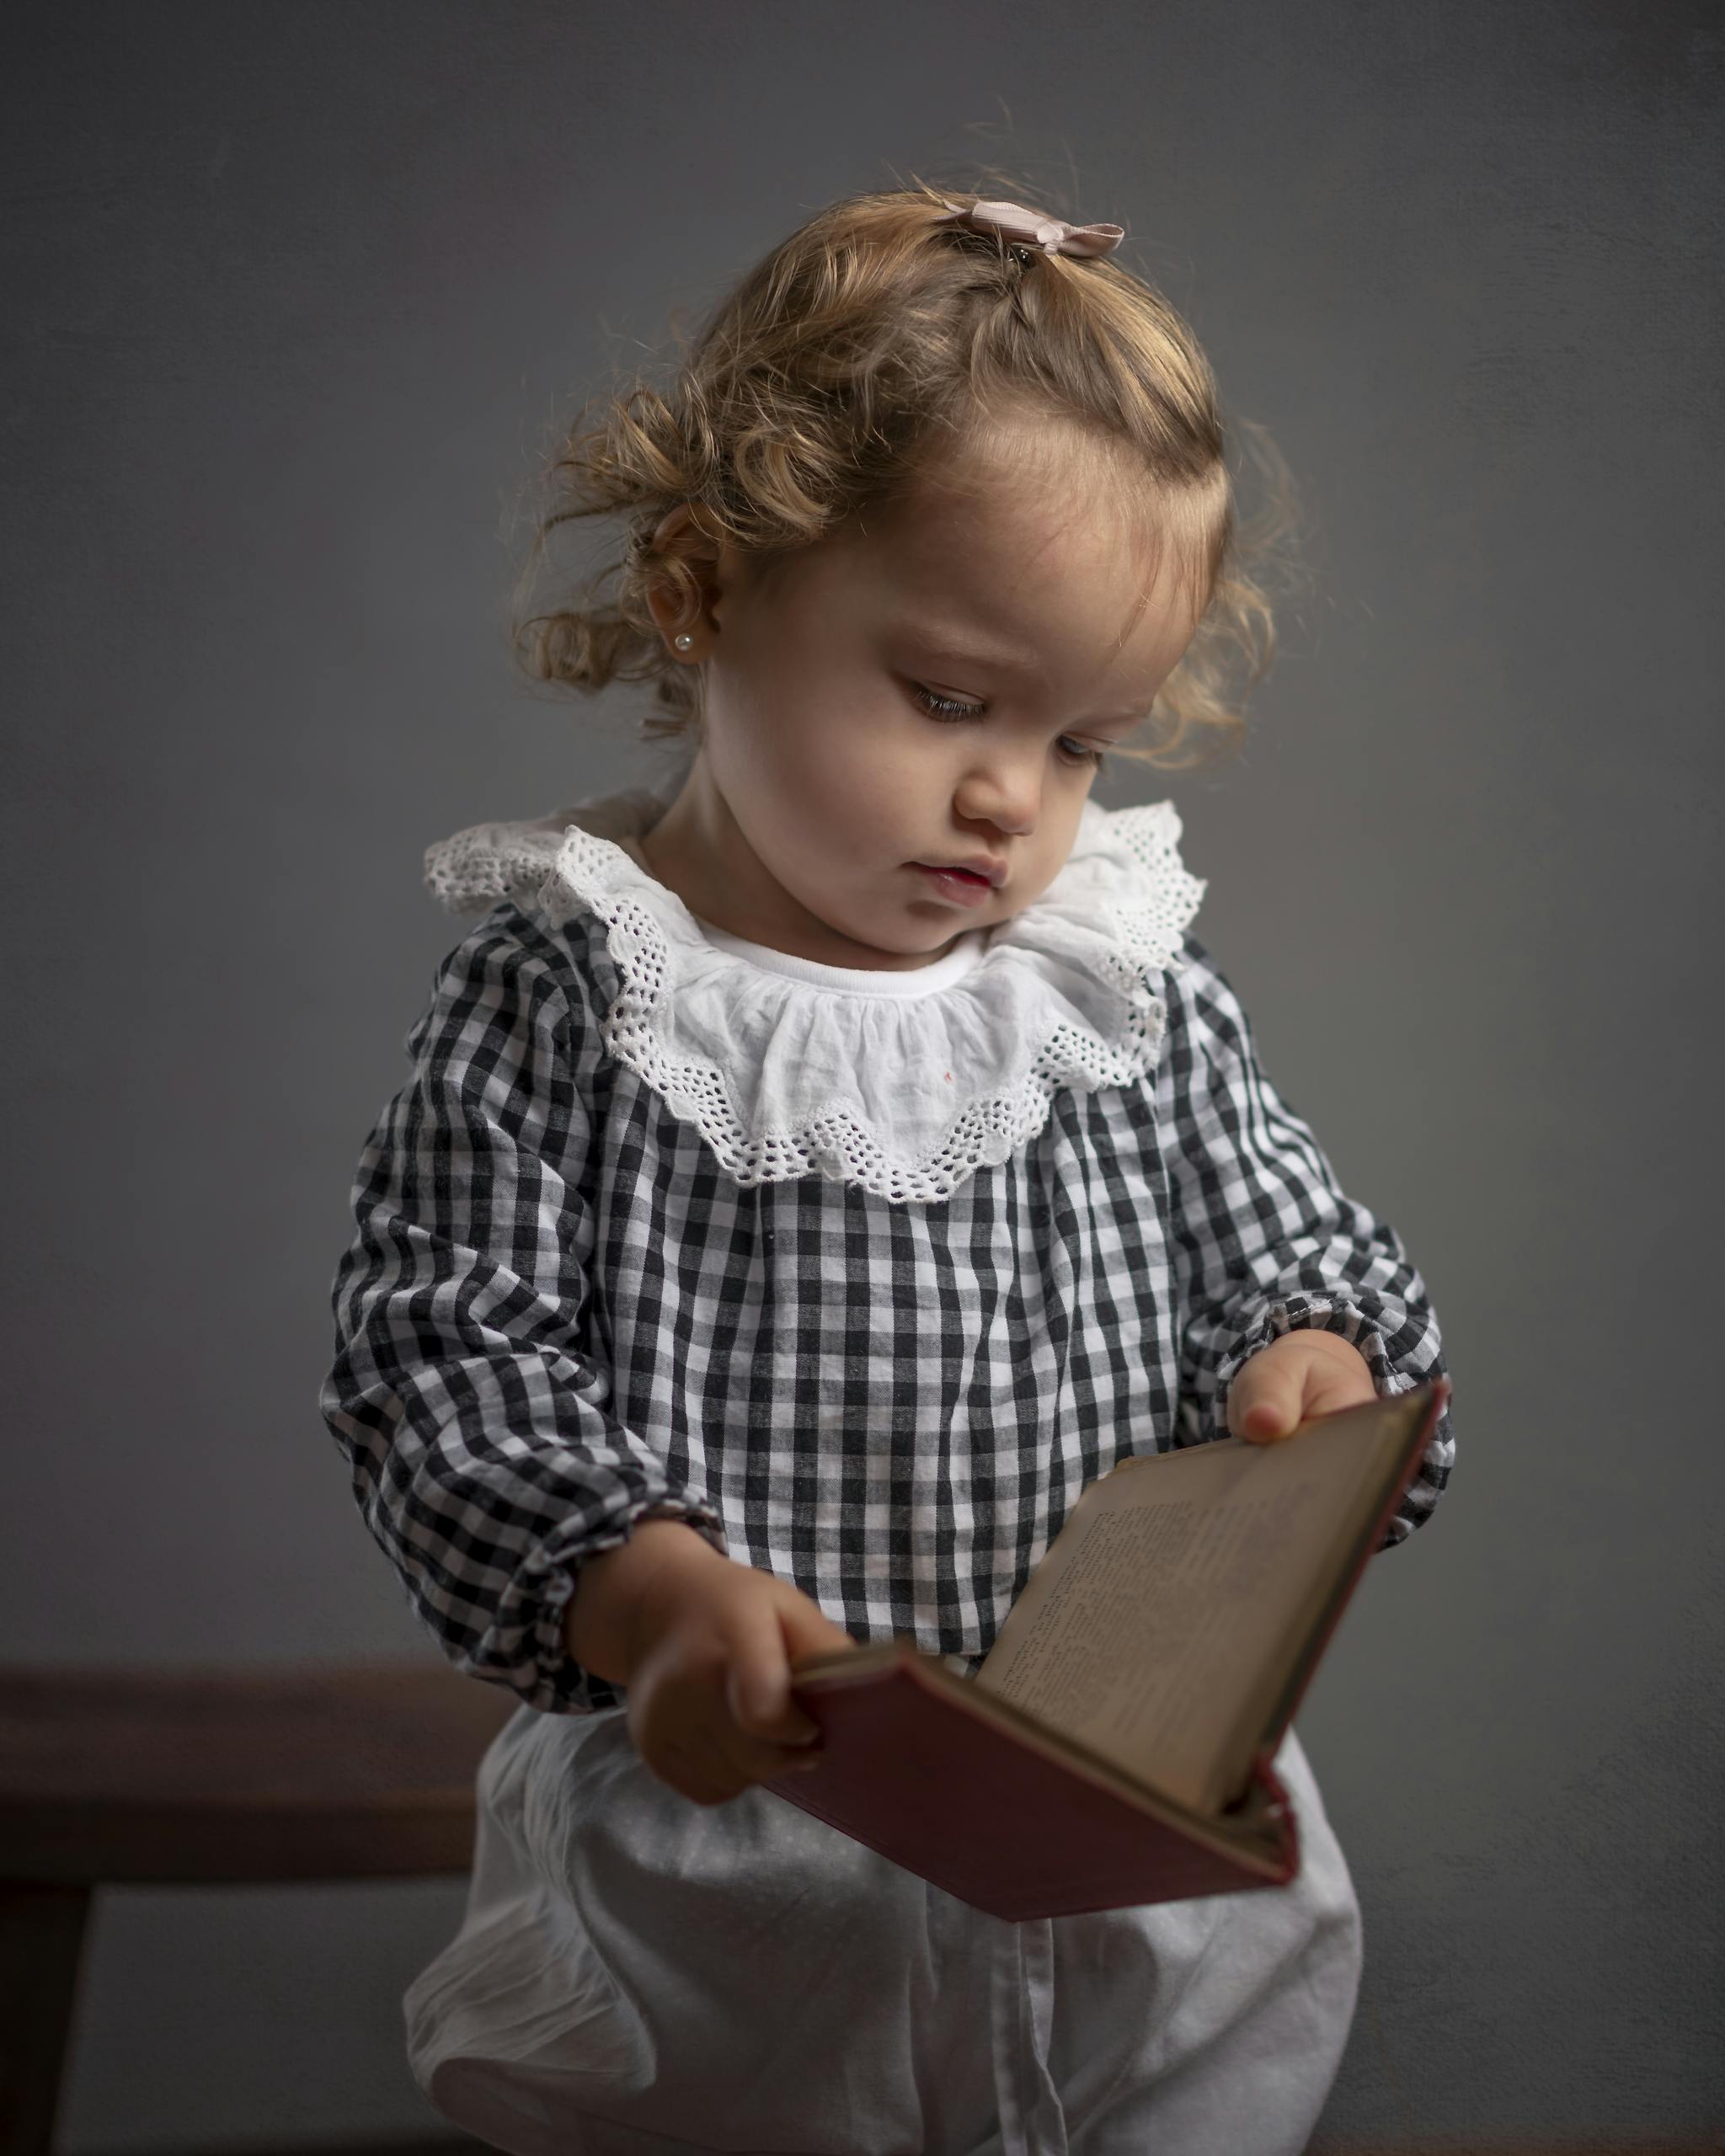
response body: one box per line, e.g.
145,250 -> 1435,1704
510,177 -> 1304,769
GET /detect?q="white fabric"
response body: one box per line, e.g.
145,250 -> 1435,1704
406,1705 -> 1362,2156
422,791 -> 1204,1204
692,914 -> 991,995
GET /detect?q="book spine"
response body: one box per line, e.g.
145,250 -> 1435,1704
1243,1752 -> 1302,1882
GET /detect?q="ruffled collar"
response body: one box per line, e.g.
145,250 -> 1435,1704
424,788 -> 1204,1203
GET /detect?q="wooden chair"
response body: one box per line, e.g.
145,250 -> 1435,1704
0,1662 -> 515,2156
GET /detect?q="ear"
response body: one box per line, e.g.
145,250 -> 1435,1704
645,504 -> 727,652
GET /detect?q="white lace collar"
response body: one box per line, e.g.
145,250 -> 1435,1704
424,787 -> 1204,1203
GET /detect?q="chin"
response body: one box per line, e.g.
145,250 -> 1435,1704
857,931 -> 942,963
830,918 -> 952,967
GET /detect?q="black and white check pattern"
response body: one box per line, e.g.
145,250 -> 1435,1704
321,906 -> 1453,1715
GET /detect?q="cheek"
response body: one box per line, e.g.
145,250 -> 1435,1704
768,707 -> 923,835
1021,793 -> 1092,889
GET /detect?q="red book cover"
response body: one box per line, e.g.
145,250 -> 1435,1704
765,1382 -> 1448,1922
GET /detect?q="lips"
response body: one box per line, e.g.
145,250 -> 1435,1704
911,863 -> 999,908
915,858 -> 1006,888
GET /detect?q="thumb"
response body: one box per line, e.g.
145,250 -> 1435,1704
779,1589 -> 856,1667
722,1591 -> 841,1746
722,1609 -> 802,1742
766,1593 -> 857,1744
1228,1348 -> 1302,1443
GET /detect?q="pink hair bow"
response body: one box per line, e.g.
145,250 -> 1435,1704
933,196 -> 1125,260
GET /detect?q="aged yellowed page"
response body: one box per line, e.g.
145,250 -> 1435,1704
975,1404 -> 1409,1812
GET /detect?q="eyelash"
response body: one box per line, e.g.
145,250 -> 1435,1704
910,684 -> 1106,768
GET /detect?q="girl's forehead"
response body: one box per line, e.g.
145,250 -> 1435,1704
892,468 -> 1155,567
851,454 -> 1205,659
901,419 -> 1195,566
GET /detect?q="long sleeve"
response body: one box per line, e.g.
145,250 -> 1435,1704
318,911 -> 728,1713
1156,937 -> 1454,1548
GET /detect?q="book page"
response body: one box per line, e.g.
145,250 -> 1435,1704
975,1401 -> 1416,1813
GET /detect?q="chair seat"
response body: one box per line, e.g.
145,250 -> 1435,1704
0,1662 -> 519,1885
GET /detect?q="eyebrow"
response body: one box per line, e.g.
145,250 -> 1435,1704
899,619 -> 1040,672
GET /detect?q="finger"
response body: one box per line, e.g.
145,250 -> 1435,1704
774,1592 -> 857,1745
723,1595 -> 823,1748
1227,1354 -> 1301,1443
723,1728 -> 830,1786
633,1670 -> 800,1802
649,1725 -> 750,1808
777,1586 -> 857,1665
708,1689 -> 828,1790
1300,1351 -> 1378,1418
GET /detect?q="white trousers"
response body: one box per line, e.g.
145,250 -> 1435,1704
405,1704 -> 1363,2156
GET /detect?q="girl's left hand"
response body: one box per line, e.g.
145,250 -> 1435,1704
1226,1329 -> 1377,1444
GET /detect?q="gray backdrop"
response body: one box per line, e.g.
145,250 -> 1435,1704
5,2 -> 1720,2148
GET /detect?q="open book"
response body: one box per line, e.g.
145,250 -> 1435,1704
766,1382 -> 1447,1920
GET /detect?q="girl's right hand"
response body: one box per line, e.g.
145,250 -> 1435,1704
565,1520 -> 858,1806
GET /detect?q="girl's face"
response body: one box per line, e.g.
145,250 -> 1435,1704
646,423 -> 1207,969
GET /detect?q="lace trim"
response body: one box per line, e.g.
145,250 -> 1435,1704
423,794 -> 658,917
530,802 -> 1203,1204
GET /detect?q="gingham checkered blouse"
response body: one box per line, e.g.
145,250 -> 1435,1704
319,791 -> 1452,1716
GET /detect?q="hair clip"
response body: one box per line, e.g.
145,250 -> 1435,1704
932,196 -> 1125,261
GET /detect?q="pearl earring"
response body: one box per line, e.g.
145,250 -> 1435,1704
674,632 -> 694,652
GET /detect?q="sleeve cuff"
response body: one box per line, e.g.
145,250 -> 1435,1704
488,1495 -> 730,1716
1210,1296 -> 1417,1444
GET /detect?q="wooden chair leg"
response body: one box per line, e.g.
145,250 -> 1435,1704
0,1883 -> 90,2156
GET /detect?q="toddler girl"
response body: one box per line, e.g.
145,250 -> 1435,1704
321,184 -> 1453,2156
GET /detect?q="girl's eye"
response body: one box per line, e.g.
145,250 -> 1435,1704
911,683 -> 984,720
910,684 -> 1105,769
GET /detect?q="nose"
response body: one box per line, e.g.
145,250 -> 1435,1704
953,750 -> 1041,839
